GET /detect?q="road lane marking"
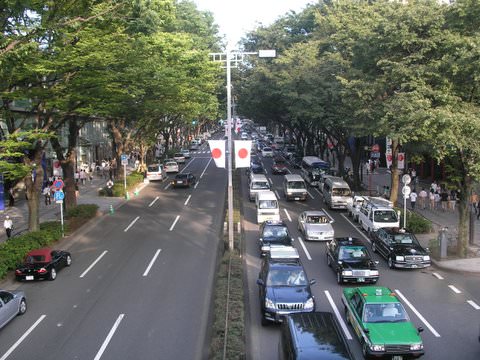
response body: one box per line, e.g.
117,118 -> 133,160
148,196 -> 159,207
324,291 -> 352,340
268,178 -> 273,185
200,158 -> 212,178
93,314 -> 125,360
432,272 -> 444,280
307,190 -> 314,199
467,300 -> 480,310
297,237 -> 312,260
80,251 -> 108,278
0,315 -> 46,360
323,209 -> 334,222
143,249 -> 162,277
315,188 -> 322,195
169,215 -> 180,231
283,209 -> 292,222
448,285 -> 462,294
124,216 -> 140,232
184,195 -> 191,205
274,190 -> 280,199
194,182 -> 199,189
340,214 -> 371,243
394,289 -> 441,337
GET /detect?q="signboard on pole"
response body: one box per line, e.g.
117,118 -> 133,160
53,179 -> 64,190
397,152 -> 405,170
0,174 -> 4,212
121,154 -> 128,166
54,190 -> 65,203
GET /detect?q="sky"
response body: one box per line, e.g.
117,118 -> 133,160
193,0 -> 314,47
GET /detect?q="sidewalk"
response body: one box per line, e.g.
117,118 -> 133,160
0,174 -> 125,244
359,165 -> 480,274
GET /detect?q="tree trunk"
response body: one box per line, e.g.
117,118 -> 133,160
389,138 -> 400,206
25,148 -> 45,232
350,137 -> 363,191
456,169 -> 471,258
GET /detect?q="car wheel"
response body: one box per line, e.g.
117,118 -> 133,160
327,254 -> 332,267
18,298 -> 27,315
336,272 -> 343,284
49,268 -> 57,281
388,257 -> 395,269
362,341 -> 370,359
66,255 -> 72,266
372,242 -> 377,253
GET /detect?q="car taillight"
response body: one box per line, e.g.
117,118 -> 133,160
37,268 -> 47,274
15,269 -> 22,275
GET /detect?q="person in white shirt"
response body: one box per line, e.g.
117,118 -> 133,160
418,188 -> 428,210
409,190 -> 418,210
4,215 -> 13,238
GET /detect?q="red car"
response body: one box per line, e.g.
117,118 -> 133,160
15,248 -> 72,281
271,157 -> 288,174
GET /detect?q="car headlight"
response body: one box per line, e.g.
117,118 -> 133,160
396,256 -> 405,262
370,344 -> 385,352
261,245 -> 270,252
287,191 -> 293,194
410,343 -> 423,351
342,270 -> 353,276
369,270 -> 379,276
304,297 -> 315,310
265,298 -> 275,309
423,255 -> 430,261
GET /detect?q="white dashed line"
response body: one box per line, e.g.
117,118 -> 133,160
80,251 -> 108,278
274,190 -> 280,199
324,291 -> 352,340
164,183 -> 171,190
432,272 -> 444,280
448,285 -> 462,294
0,315 -> 46,360
169,215 -> 180,231
395,289 -> 441,337
307,190 -> 314,199
143,249 -> 162,277
93,314 -> 125,360
238,222 -> 241,234
467,300 -> 480,310
124,216 -> 140,232
297,237 -> 312,260
200,158 -> 212,178
283,209 -> 292,222
184,195 -> 191,206
148,196 -> 159,207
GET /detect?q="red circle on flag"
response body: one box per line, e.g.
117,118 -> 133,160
386,154 -> 392,161
211,148 -> 222,159
398,154 -> 404,161
238,148 -> 248,159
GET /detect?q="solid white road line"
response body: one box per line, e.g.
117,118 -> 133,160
164,183 -> 171,190
395,289 -> 441,337
274,190 -> 280,199
315,188 -> 322,195
297,237 -> 312,261
148,196 -> 159,207
324,291 -> 353,340
268,178 -> 273,185
323,209 -> 334,222
0,315 -> 46,360
169,215 -> 180,231
340,213 -> 371,243
467,300 -> 480,310
283,209 -> 292,222
143,249 -> 162,277
93,314 -> 125,360
307,190 -> 315,199
184,195 -> 191,206
80,250 -> 108,278
200,158 -> 212,178
448,285 -> 462,294
432,272 -> 444,280
124,216 -> 140,232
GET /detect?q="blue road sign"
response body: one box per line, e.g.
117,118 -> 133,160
54,190 -> 65,201
54,179 -> 64,190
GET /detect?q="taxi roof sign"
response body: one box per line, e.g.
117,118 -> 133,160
269,245 -> 299,260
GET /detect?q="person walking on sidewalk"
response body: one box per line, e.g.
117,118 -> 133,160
419,188 -> 428,210
8,187 -> 15,206
440,190 -> 449,211
434,191 -> 441,210
4,216 -> 13,239
409,189 -> 418,210
429,191 -> 435,210
43,186 -> 51,205
80,169 -> 87,185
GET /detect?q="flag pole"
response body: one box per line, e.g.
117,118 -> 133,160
227,49 -> 234,251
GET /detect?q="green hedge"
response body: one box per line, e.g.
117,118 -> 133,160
399,209 -> 432,234
99,171 -> 144,197
66,204 -> 99,219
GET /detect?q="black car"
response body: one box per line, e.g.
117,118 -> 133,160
271,156 -> 288,174
15,248 -> 72,281
171,173 -> 196,188
371,227 -> 431,269
257,247 -> 316,325
249,158 -> 264,174
259,220 -> 294,256
279,312 -> 353,360
326,237 -> 379,284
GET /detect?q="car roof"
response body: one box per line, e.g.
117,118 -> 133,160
354,286 -> 399,304
27,248 -> 52,256
301,210 -> 327,217
263,220 -> 286,227
334,237 -> 364,247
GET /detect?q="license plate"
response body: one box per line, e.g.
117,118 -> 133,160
26,275 -> 34,281
392,356 -> 403,360
411,264 -> 417,268
294,197 -> 299,200
357,277 -> 365,282
177,181 -> 183,184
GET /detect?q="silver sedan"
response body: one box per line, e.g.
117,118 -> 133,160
297,210 -> 335,241
0,290 -> 27,329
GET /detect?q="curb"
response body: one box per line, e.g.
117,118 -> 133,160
430,258 -> 480,275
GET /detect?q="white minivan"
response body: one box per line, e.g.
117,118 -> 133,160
146,164 -> 166,181
282,174 -> 308,201
322,177 -> 353,209
255,191 -> 280,224
249,174 -> 270,201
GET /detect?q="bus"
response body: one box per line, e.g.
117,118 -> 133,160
300,156 -> 331,187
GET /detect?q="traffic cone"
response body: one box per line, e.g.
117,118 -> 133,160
125,191 -> 130,200
134,187 -> 139,196
109,205 -> 114,215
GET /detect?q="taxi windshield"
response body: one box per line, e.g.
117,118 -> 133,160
363,303 -> 409,323
339,246 -> 368,261
391,233 -> 416,245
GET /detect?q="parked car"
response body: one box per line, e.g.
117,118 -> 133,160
271,156 -> 288,175
0,290 -> 27,329
145,164 -> 166,181
257,247 -> 316,325
171,173 -> 196,188
370,227 -> 431,269
342,286 -> 424,359
259,220 -> 294,256
15,248 -> 72,281
180,149 -> 191,159
164,161 -> 179,173
326,237 -> 379,284
297,210 -> 334,241
261,147 -> 273,157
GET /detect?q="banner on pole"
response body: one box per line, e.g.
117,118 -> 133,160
234,141 -> 252,168
208,140 -> 226,168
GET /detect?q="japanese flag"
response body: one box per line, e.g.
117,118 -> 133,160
208,140 -> 226,168
234,140 -> 252,169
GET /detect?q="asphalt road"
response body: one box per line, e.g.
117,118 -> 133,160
0,143 -> 226,360
245,154 -> 480,360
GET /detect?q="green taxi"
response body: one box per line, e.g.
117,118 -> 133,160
342,286 -> 424,359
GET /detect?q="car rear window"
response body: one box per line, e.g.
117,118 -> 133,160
174,153 -> 183,157
148,165 -> 160,172
26,255 -> 46,263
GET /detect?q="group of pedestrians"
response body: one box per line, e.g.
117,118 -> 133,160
409,181 -> 458,212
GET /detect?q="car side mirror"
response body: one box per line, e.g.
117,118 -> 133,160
418,327 -> 424,333
426,247 -> 430,253
309,279 -> 316,285
338,261 -> 343,265
364,328 -> 370,334
256,279 -> 265,286
291,238 -> 295,242
259,238 -> 263,242
375,261 -> 379,265
330,220 -> 334,224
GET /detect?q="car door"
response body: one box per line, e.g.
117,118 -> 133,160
376,230 -> 389,257
51,251 -> 63,270
0,291 -> 16,328
257,262 -> 268,308
298,212 -> 306,233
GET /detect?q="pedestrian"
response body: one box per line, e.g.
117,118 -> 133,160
470,192 -> 478,214
80,169 -> 87,185
477,199 -> 480,220
43,186 -> 51,205
411,168 -> 417,184
88,169 -> 93,183
434,191 -> 441,210
74,170 -> 80,184
440,190 -> 449,211
409,189 -> 417,210
449,190 -> 457,211
4,215 -> 13,238
429,191 -> 435,210
419,188 -> 428,210
8,187 -> 15,207
430,181 -> 438,194
75,184 -> 79,198
106,178 -> 114,197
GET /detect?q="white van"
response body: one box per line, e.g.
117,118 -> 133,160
323,177 -> 353,210
146,164 -> 166,181
282,174 -> 308,201
358,197 -> 399,235
249,174 -> 270,201
255,191 -> 280,224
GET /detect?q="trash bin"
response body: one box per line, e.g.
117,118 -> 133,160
438,227 -> 448,259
